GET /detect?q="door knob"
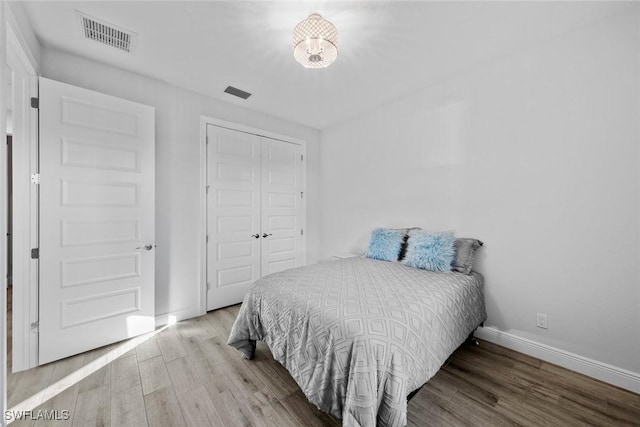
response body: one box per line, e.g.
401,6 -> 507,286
136,244 -> 154,251
251,234 -> 260,239
262,233 -> 273,238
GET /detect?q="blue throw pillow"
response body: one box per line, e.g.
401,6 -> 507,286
403,230 -> 456,271
366,228 -> 404,262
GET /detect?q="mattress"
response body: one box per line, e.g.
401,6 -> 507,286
228,256 -> 487,426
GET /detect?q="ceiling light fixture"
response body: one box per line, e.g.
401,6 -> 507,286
293,13 -> 338,69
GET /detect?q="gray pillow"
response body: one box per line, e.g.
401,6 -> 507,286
452,238 -> 483,274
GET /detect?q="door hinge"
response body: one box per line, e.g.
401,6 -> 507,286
206,135 -> 209,144
30,321 -> 39,332
207,282 -> 211,290
30,248 -> 39,259
31,173 -> 40,184
300,191 -> 304,199
206,234 -> 209,243
301,154 -> 304,161
30,97 -> 39,109
301,229 -> 304,236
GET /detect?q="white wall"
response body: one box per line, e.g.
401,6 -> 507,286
40,48 -> 321,321
320,12 -> 640,374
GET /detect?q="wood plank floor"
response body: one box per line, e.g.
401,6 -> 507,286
7,304 -> 640,426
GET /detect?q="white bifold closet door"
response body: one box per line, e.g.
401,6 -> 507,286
206,124 -> 304,311
39,78 -> 156,365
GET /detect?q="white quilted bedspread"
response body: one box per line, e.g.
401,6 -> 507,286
228,257 -> 486,426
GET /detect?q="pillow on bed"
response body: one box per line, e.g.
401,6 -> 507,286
397,227 -> 421,261
452,238 -> 483,274
403,229 -> 456,271
366,228 -> 404,261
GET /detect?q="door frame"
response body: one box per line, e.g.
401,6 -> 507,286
199,116 -> 307,313
7,15 -> 39,372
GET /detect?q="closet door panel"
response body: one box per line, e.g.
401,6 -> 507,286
206,126 -> 261,311
260,138 -> 304,275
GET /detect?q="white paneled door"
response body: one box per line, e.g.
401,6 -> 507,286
260,138 -> 304,275
206,126 -> 262,311
206,124 -> 304,311
39,78 -> 155,365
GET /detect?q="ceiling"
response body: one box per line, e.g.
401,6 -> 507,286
20,1 -> 636,130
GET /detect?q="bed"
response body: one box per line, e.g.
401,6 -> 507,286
228,255 -> 486,426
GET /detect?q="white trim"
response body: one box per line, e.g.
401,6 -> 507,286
474,326 -> 640,394
199,116 -> 308,312
7,24 -> 35,75
155,306 -> 203,328
202,116 -> 307,147
198,116 -> 208,315
7,21 -> 38,372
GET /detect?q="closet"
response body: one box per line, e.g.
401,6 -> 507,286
206,124 -> 305,311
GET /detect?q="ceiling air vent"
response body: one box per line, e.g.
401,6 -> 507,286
224,86 -> 252,100
77,11 -> 137,54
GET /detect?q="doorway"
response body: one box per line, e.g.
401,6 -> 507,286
6,132 -> 12,369
6,70 -> 13,369
201,118 -> 308,312
6,34 -> 38,374
37,77 -> 157,365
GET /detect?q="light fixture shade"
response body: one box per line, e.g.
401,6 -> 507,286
293,13 -> 338,69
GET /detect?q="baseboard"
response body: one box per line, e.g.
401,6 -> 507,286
474,326 -> 640,395
155,306 -> 203,328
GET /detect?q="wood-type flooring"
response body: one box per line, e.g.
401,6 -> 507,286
6,302 -> 640,426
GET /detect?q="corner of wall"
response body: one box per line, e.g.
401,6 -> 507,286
6,1 -> 40,72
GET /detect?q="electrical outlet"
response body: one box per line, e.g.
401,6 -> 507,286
536,313 -> 548,329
